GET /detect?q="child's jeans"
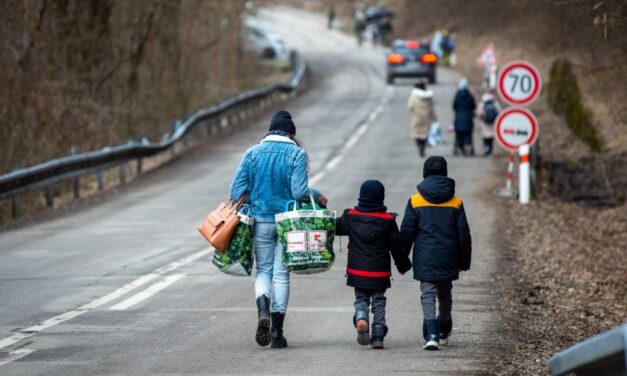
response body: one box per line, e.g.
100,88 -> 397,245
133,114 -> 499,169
420,281 -> 453,321
354,288 -> 387,326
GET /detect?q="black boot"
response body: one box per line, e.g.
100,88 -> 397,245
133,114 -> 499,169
438,316 -> 453,346
353,311 -> 370,346
255,296 -> 271,347
371,324 -> 387,349
422,319 -> 439,350
270,312 -> 288,348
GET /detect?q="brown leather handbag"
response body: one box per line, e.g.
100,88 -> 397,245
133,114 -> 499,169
198,195 -> 248,252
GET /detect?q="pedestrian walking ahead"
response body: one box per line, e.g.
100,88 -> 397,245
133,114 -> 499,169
407,82 -> 437,158
230,110 -> 328,349
400,156 -> 472,350
336,180 -> 412,349
475,91 -> 500,156
452,79 -> 476,156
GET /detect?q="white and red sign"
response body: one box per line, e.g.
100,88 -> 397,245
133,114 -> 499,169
477,42 -> 497,66
498,61 -> 542,106
495,107 -> 539,151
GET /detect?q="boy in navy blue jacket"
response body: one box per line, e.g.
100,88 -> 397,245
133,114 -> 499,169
400,156 -> 472,350
336,180 -> 412,349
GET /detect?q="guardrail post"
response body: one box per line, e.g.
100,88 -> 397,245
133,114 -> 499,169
119,163 -> 127,184
71,147 -> 80,198
96,171 -> 104,191
11,195 -> 20,219
46,186 -> 54,208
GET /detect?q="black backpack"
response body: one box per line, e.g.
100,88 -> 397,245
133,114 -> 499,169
483,100 -> 498,124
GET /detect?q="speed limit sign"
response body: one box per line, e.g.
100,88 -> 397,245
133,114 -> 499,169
495,107 -> 539,151
498,61 -> 542,106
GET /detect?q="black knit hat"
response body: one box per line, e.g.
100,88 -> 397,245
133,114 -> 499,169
269,110 -> 296,135
423,156 -> 448,178
355,179 -> 387,213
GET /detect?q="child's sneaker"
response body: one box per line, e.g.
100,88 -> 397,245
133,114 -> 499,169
422,319 -> 439,350
355,319 -> 370,346
370,324 -> 387,349
438,317 -> 452,346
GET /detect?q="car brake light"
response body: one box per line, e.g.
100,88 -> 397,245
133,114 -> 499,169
421,53 -> 438,64
387,54 -> 405,64
405,41 -> 420,49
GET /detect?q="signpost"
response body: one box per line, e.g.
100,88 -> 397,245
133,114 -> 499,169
493,59 -> 542,204
498,60 -> 542,106
495,107 -> 539,152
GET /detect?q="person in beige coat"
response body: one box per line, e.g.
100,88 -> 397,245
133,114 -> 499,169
407,82 -> 437,157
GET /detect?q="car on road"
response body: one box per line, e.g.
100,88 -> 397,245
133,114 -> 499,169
386,39 -> 438,84
243,19 -> 288,61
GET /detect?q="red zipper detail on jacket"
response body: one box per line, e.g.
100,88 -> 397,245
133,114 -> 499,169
346,268 -> 391,278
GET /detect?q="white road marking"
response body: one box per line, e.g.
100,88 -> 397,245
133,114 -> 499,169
345,123 -> 369,150
325,155 -> 344,171
0,348 -> 36,367
0,333 -> 35,351
109,273 -> 186,311
161,307 -> 354,313
0,249 -> 210,351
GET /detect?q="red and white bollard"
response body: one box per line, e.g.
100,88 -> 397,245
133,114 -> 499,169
506,153 -> 515,191
519,144 -> 530,204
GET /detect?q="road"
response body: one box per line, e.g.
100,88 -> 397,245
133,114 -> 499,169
0,8 -> 498,375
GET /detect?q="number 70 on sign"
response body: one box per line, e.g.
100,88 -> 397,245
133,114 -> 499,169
498,61 -> 542,107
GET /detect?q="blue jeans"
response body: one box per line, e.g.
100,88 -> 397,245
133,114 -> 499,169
254,222 -> 290,313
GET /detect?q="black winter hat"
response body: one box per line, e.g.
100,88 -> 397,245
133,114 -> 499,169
423,156 -> 448,178
355,179 -> 387,213
269,110 -> 296,135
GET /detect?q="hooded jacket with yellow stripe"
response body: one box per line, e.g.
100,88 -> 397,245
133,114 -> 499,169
400,175 -> 472,282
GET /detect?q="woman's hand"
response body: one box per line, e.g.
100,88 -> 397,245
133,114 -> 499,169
319,194 -> 329,207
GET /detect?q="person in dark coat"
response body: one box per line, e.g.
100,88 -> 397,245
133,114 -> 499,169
400,156 -> 472,351
336,179 -> 412,349
452,78 -> 477,156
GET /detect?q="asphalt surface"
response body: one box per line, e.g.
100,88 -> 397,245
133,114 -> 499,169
0,8 -> 498,375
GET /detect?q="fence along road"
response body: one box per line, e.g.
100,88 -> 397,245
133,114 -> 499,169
0,7 -> 498,375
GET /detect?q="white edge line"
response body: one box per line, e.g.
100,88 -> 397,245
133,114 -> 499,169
0,249 -> 210,350
109,273 -> 186,311
0,349 -> 36,367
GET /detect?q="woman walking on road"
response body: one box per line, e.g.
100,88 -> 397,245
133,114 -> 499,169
475,91 -> 500,156
452,78 -> 476,156
407,82 -> 437,158
229,110 -> 328,349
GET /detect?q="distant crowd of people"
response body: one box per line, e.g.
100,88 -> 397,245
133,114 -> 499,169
407,79 -> 500,158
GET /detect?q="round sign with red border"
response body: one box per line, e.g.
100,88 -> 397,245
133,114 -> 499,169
495,107 -> 539,151
498,61 -> 542,106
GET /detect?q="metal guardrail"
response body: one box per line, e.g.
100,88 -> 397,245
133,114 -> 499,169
0,52 -> 306,217
547,324 -> 627,376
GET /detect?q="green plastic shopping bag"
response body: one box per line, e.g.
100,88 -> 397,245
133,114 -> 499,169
275,195 -> 336,274
212,208 -> 254,276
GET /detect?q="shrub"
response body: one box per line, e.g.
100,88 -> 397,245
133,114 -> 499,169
547,59 -> 604,152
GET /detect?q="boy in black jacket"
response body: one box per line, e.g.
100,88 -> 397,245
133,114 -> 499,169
400,156 -> 472,351
336,180 -> 412,349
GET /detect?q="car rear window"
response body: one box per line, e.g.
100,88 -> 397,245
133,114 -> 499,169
394,46 -> 431,57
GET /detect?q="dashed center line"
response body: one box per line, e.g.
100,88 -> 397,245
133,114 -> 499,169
0,249 -> 210,352
309,95 -> 389,186
0,349 -> 36,367
110,273 -> 186,311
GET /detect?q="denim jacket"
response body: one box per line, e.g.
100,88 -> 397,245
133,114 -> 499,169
229,135 -> 321,222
